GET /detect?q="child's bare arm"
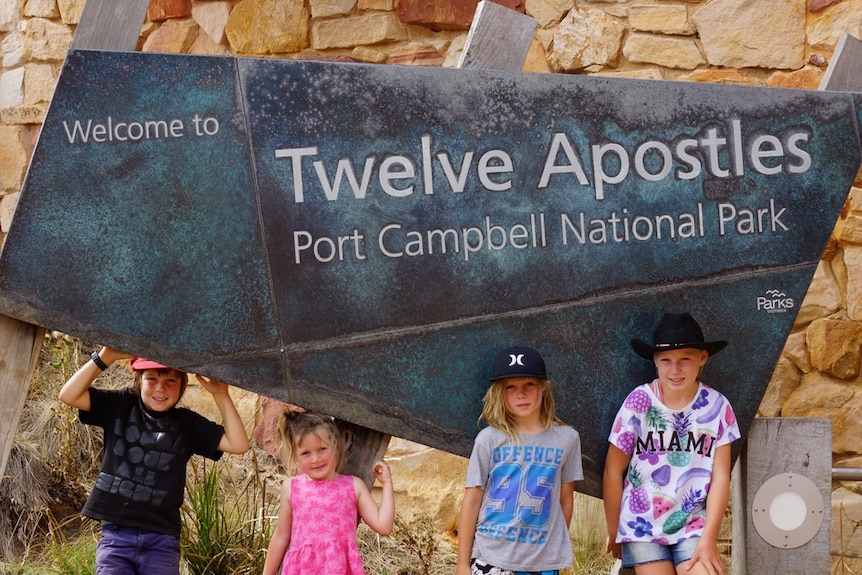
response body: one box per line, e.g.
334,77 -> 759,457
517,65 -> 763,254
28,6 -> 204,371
456,486 -> 483,575
59,346 -> 131,410
603,444 -> 630,559
263,478 -> 293,575
686,443 -> 732,575
355,460 -> 395,535
196,375 -> 250,454
560,480 -> 576,528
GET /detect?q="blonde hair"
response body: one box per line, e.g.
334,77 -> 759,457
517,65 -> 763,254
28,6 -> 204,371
478,378 -> 562,442
276,410 -> 343,475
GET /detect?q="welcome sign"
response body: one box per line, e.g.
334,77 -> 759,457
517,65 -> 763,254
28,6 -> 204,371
1,50 -> 859,495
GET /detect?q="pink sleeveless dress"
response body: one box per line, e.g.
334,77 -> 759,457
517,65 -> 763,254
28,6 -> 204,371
282,473 -> 365,575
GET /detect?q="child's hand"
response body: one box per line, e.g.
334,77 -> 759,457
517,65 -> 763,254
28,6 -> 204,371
686,538 -> 724,575
371,460 -> 391,484
99,346 -> 133,364
195,374 -> 229,395
605,536 -> 622,559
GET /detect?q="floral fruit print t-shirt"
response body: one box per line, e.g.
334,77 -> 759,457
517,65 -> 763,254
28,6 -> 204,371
608,380 -> 739,545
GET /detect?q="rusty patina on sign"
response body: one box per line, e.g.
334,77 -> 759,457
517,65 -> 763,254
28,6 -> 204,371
1,50 -> 859,495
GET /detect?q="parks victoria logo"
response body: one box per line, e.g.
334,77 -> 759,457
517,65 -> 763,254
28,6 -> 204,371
757,289 -> 795,313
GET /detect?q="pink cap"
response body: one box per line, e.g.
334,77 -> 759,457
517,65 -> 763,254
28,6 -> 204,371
130,357 -> 170,371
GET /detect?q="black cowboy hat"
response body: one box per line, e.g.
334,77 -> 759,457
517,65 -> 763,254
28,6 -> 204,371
631,312 -> 727,360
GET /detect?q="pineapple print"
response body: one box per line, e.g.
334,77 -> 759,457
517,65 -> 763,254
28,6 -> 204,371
667,412 -> 692,467
628,465 -> 650,514
662,487 -> 702,534
645,405 -> 668,431
625,389 -> 651,414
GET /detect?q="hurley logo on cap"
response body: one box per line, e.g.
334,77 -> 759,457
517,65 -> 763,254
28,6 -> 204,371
490,346 -> 547,381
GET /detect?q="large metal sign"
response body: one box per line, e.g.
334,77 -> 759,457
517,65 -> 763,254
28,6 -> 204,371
1,50 -> 859,495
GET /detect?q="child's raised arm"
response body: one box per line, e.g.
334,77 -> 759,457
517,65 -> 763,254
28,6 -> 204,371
59,346 -> 132,411
263,478 -> 294,575
355,460 -> 395,536
195,375 -> 250,455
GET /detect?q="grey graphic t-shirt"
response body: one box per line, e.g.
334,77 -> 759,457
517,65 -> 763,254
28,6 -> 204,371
465,424 -> 584,571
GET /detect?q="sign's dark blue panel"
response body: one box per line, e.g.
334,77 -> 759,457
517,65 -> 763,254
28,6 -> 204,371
0,50 -> 858,497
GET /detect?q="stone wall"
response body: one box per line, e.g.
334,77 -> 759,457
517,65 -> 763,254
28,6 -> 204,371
1,0 -> 862,568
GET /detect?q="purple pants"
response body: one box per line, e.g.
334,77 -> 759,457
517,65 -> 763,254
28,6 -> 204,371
96,523 -> 180,575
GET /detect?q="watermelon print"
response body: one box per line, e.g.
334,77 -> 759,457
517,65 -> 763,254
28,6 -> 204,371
608,381 -> 740,545
652,494 -> 675,519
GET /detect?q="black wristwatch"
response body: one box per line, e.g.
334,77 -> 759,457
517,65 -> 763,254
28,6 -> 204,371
90,350 -> 108,371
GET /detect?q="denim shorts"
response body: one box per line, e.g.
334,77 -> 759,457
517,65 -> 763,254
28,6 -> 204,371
621,537 -> 699,568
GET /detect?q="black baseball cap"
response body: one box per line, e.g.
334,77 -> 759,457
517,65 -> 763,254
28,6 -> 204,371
490,346 -> 547,381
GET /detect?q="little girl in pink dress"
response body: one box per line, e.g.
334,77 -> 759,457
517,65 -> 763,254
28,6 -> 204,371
263,411 -> 395,575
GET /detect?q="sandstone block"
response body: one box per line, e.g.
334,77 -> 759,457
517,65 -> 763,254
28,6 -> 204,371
189,27 -> 230,55
226,0 -> 309,54
783,330 -> 813,374
783,371 -> 852,419
796,262 -> 843,325
23,62 -> 55,105
766,66 -> 823,90
396,0 -> 522,30
758,355 -> 802,417
808,0 -> 862,52
844,246 -> 862,320
310,12 -> 407,50
807,318 -> 862,379
693,0 -> 805,69
628,4 -> 693,35
832,487 -> 862,558
623,33 -> 704,69
0,0 -> 19,33
57,0 -> 86,24
358,0 -> 393,9
0,126 -> 29,190
310,0 -> 357,18
0,190 -> 19,231
142,17 -> 199,53
23,18 -> 73,61
676,69 -> 763,86
549,8 -> 624,71
2,31 -> 24,68
24,0 -> 59,19
0,66 -> 23,107
0,103 -> 46,124
148,0 -> 192,22
840,214 -> 862,245
525,0 -> 575,27
192,0 -> 231,45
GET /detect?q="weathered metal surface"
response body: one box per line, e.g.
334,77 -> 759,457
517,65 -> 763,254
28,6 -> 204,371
1,50 -> 859,496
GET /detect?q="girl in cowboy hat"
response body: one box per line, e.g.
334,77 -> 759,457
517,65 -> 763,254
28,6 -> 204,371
603,313 -> 740,575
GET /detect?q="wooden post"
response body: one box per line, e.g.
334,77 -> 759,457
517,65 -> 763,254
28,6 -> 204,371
70,0 -> 150,52
458,0 -> 537,71
0,0 -> 150,482
0,317 -> 44,480
819,34 -> 862,91
731,418 -> 831,574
